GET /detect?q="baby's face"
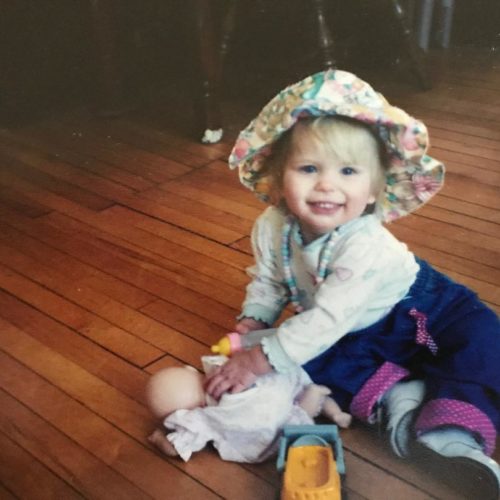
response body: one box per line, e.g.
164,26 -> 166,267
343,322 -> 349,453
281,128 -> 377,243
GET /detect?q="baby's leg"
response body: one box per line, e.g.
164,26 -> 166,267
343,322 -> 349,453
148,429 -> 178,457
297,384 -> 352,427
322,397 -> 352,429
410,298 -> 500,498
297,384 -> 331,418
382,379 -> 426,457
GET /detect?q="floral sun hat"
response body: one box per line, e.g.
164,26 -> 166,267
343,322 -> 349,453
228,69 -> 444,222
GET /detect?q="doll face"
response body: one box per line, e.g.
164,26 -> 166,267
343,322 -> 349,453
281,124 -> 378,243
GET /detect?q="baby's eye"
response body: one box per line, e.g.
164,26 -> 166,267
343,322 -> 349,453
299,164 -> 317,174
341,166 -> 357,176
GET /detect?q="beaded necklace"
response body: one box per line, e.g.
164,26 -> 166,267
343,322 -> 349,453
281,216 -> 336,313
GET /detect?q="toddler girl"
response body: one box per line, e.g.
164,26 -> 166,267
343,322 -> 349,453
205,69 -> 500,496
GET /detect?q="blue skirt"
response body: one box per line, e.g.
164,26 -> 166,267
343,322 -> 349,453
303,259 -> 500,431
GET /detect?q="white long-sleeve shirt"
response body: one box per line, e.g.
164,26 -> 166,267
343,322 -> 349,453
241,207 -> 419,370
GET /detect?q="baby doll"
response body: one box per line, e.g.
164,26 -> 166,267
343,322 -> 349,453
146,364 -> 351,463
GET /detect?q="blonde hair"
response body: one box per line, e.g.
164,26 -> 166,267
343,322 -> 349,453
262,116 -> 388,207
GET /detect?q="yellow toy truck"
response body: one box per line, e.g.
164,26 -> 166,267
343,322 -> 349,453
276,425 -> 346,500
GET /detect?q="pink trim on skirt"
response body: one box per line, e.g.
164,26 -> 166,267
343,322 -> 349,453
415,398 -> 497,456
350,361 -> 409,422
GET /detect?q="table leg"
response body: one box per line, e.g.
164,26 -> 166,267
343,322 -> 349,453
191,0 -> 223,143
88,0 -> 132,115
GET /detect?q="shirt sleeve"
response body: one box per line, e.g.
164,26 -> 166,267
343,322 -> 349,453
240,208 -> 289,325
266,227 -> 415,368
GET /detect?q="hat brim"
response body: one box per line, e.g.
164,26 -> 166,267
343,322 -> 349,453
229,70 -> 444,222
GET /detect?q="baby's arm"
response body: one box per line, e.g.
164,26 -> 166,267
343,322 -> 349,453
239,209 -> 289,328
234,317 -> 268,334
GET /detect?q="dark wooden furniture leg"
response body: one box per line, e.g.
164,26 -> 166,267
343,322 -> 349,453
312,0 -> 336,69
191,0 -> 223,143
88,0 -> 132,115
388,0 -> 432,90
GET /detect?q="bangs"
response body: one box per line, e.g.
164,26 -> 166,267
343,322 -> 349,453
290,116 -> 387,194
306,116 -> 384,172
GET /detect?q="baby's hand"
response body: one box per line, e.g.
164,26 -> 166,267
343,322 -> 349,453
204,347 -> 272,400
235,317 -> 268,335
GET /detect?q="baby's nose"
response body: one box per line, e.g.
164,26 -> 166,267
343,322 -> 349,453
315,174 -> 336,191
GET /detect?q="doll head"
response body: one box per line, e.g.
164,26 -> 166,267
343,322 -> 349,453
145,366 -> 206,420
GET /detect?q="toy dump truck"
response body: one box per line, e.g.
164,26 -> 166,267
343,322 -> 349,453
276,425 -> 346,500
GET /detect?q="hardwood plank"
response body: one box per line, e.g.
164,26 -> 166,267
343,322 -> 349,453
340,425 -> 469,500
0,257 -> 208,368
429,126 -> 500,153
432,137 -> 500,166
140,299 -> 229,348
42,214 -> 242,324
440,174 -> 500,210
230,237 -> 253,255
0,218 -> 155,309
0,348 -> 276,499
0,152 -> 114,212
145,355 -> 186,374
0,483 -> 17,499
404,239 -> 500,287
0,431 -> 82,499
103,205 -> 253,270
415,204 -> 499,240
389,226 -> 499,304
115,191 -> 245,243
178,160 -> 265,210
418,112 -> 500,142
0,139 -> 138,202
0,128 -> 157,192
0,209 -> 238,331
0,255 -> 164,367
138,187 -> 255,235
11,122 -> 194,184
0,389 -> 150,500
429,194 -> 500,224
434,265 -> 500,306
0,291 -> 149,399
157,180 -> 262,221
393,215 -> 500,265
342,449 -> 437,500
0,172 -> 250,287
388,87 -> 500,125
0,185 -> 52,218
42,211 -> 246,311
83,116 -> 229,165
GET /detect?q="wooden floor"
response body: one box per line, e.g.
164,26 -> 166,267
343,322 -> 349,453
0,46 -> 499,500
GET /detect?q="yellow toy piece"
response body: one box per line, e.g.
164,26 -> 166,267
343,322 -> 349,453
282,443 -> 341,499
211,329 -> 276,356
211,335 -> 232,356
277,425 -> 346,500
